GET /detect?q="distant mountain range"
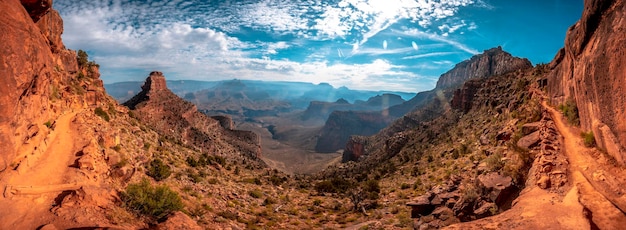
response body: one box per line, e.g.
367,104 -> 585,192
105,79 -> 416,107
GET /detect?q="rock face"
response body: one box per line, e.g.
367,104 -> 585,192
20,0 -> 52,22
450,79 -> 482,113
302,94 -> 405,121
330,48 -> 530,159
547,0 -> 626,164
315,111 -> 392,153
123,72 -> 264,162
436,46 -> 532,89
0,0 -> 106,172
342,136 -> 368,162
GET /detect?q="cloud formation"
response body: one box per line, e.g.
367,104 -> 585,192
53,0 -> 490,92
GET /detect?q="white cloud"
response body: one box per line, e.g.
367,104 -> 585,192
352,47 -> 415,56
401,51 -> 458,59
266,42 -> 290,55
396,28 -> 479,54
53,0 -> 479,92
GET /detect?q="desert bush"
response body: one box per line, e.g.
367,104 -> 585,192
217,210 -> 238,220
77,49 -> 89,67
44,120 -> 53,129
121,179 -> 183,220
400,183 -> 411,190
581,131 -> 596,147
242,177 -> 262,185
315,177 -> 351,194
263,197 -> 276,206
558,100 -> 580,126
269,175 -> 287,186
485,153 -> 505,172
147,158 -> 172,181
249,189 -> 263,199
94,107 -> 110,122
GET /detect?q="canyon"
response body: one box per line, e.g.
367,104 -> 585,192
0,0 -> 624,229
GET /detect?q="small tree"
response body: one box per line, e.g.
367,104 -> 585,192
77,49 -> 89,67
346,179 -> 380,212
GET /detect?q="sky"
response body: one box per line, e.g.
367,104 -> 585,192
54,0 -> 583,93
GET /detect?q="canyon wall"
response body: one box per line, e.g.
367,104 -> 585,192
547,0 -> 626,164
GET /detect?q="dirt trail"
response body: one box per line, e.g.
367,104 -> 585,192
542,101 -> 626,228
0,111 -> 81,229
448,101 -> 626,229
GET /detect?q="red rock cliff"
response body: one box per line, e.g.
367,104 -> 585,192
0,0 -> 107,171
547,0 -> 626,164
436,47 -> 532,89
123,72 -> 264,162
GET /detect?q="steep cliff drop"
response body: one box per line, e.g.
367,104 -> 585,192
123,71 -> 264,165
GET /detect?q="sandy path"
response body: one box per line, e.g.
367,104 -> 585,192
447,100 -> 626,229
542,101 -> 626,228
0,111 -> 79,229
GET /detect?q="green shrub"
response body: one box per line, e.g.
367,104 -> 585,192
217,210 -> 238,220
315,177 -> 352,194
269,175 -> 287,186
77,49 -> 89,67
121,179 -> 183,220
400,183 -> 411,190
558,100 -> 579,126
147,158 -> 171,181
94,107 -> 110,122
242,177 -> 262,185
263,197 -> 277,206
581,131 -> 596,147
44,120 -> 53,129
249,189 -> 263,199
186,156 -> 199,167
485,153 -> 505,172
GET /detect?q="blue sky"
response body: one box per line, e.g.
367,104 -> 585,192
54,0 -> 582,93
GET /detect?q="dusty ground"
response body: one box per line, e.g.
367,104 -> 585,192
447,100 -> 626,229
236,122 -> 342,174
0,110 -> 121,229
0,111 -> 80,228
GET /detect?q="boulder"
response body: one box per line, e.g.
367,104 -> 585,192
478,172 -> 516,207
407,193 -> 435,218
537,175 -> 551,189
521,122 -> 541,135
473,201 -> 496,218
77,154 -> 95,170
517,131 -> 541,149
38,224 -> 58,230
155,211 -> 202,230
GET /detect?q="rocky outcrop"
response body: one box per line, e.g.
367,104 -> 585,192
450,79 -> 482,113
123,72 -> 264,161
20,0 -> 52,22
546,0 -> 626,164
302,94 -> 405,122
155,211 -> 202,230
315,111 -> 392,153
342,136 -> 368,162
322,48 -> 531,155
436,47 -> 532,89
0,0 -> 107,173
